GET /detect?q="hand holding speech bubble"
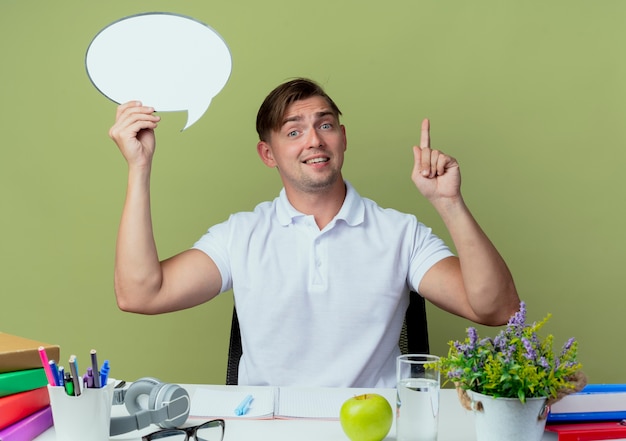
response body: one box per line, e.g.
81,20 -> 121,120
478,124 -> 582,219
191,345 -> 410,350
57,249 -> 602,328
86,12 -> 232,130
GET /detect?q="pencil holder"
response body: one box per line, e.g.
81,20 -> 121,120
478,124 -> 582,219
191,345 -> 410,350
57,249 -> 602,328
47,379 -> 115,441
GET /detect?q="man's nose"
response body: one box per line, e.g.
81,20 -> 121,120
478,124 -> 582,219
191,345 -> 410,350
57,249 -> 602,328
306,128 -> 324,148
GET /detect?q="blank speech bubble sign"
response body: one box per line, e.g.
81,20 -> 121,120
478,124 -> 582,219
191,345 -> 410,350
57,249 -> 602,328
86,12 -> 232,130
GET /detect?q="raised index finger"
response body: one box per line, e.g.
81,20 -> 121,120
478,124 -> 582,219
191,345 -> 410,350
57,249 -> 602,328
420,118 -> 430,149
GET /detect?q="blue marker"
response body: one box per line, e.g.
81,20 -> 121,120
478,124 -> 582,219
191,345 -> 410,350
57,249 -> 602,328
100,360 -> 110,387
234,394 -> 254,416
48,360 -> 61,386
58,366 -> 65,387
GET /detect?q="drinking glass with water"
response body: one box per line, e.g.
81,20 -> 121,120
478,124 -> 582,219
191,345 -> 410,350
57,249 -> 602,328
396,354 -> 440,441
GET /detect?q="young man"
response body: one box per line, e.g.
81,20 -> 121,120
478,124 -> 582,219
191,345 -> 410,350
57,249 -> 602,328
109,78 -> 519,387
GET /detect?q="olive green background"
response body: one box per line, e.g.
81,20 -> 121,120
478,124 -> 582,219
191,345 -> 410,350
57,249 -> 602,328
1,1 -> 624,386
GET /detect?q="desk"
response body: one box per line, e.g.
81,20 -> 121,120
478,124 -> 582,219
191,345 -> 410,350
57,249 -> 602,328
35,385 -> 560,441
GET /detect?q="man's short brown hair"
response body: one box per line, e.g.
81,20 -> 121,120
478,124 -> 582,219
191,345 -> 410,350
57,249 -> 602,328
256,78 -> 342,142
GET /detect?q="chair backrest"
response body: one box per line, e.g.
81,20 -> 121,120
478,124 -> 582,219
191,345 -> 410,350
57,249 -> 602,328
398,290 -> 430,355
225,291 -> 429,385
226,306 -> 242,386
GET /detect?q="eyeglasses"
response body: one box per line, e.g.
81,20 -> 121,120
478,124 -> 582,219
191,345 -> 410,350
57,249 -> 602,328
141,419 -> 225,441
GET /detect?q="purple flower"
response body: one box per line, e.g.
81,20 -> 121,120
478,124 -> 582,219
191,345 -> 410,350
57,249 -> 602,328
508,301 -> 526,326
454,341 -> 468,354
468,327 -> 478,348
503,344 -> 516,363
506,301 -> 527,338
561,337 -> 575,355
493,333 -> 507,351
522,337 -> 537,361
531,332 -> 540,345
447,368 -> 464,379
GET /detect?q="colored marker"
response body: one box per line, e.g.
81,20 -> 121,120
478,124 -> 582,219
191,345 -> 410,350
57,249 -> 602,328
234,394 -> 254,416
90,349 -> 100,388
83,367 -> 95,389
58,367 -> 65,387
64,373 -> 74,396
37,346 -> 55,386
69,355 -> 81,396
48,360 -> 61,387
100,360 -> 110,387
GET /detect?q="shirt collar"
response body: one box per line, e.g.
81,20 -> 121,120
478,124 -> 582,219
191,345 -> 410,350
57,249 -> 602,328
275,180 -> 365,227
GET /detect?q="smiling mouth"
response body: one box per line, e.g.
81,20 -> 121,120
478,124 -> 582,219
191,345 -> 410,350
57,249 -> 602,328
304,157 -> 329,164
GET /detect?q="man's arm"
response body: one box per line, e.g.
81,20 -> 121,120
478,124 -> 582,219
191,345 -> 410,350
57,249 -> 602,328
412,119 -> 520,325
109,102 -> 221,315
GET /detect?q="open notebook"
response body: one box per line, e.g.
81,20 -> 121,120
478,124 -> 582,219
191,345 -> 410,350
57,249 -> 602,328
188,386 -> 396,420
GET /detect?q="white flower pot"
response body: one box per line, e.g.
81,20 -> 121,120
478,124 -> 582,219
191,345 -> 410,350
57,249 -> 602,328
466,390 -> 548,441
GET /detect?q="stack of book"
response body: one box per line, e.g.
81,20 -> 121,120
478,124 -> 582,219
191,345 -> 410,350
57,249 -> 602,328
0,333 -> 59,441
546,384 -> 626,440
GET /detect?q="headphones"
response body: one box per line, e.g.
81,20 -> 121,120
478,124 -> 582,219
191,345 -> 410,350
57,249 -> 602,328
110,377 -> 190,436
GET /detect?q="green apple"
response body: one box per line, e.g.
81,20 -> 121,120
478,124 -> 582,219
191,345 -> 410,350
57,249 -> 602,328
340,393 -> 393,441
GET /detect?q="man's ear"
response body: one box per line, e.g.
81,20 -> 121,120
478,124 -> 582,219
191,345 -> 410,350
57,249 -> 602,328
257,141 -> 277,168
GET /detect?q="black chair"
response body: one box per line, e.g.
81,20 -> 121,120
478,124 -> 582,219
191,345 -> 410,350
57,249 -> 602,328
225,291 -> 430,385
226,307 -> 243,386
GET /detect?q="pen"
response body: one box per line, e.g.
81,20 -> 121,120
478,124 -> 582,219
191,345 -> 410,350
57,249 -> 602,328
69,355 -> 81,396
90,349 -> 100,388
37,346 -> 56,386
234,394 -> 254,416
48,360 -> 61,387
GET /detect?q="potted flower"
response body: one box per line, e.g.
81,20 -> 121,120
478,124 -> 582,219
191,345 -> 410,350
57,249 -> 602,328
432,301 -> 586,441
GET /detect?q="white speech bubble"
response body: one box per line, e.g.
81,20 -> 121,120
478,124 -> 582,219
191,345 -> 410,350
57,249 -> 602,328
86,12 -> 232,130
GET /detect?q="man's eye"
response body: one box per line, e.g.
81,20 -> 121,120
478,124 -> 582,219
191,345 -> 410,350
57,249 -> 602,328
320,123 -> 332,130
287,130 -> 298,137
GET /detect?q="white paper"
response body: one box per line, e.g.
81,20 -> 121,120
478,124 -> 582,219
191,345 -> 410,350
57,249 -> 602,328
190,387 -> 276,419
190,386 -> 395,420
276,387 -> 392,420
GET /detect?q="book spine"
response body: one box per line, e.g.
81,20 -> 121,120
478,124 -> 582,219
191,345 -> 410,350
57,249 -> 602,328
0,369 -> 48,397
0,407 -> 53,441
0,335 -> 60,375
0,387 -> 50,430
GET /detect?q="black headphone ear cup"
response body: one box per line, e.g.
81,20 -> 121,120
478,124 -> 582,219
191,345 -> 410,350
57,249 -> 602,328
149,383 -> 190,429
124,377 -> 162,415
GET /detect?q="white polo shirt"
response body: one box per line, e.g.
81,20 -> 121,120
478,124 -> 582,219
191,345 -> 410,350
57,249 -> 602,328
193,181 -> 453,387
